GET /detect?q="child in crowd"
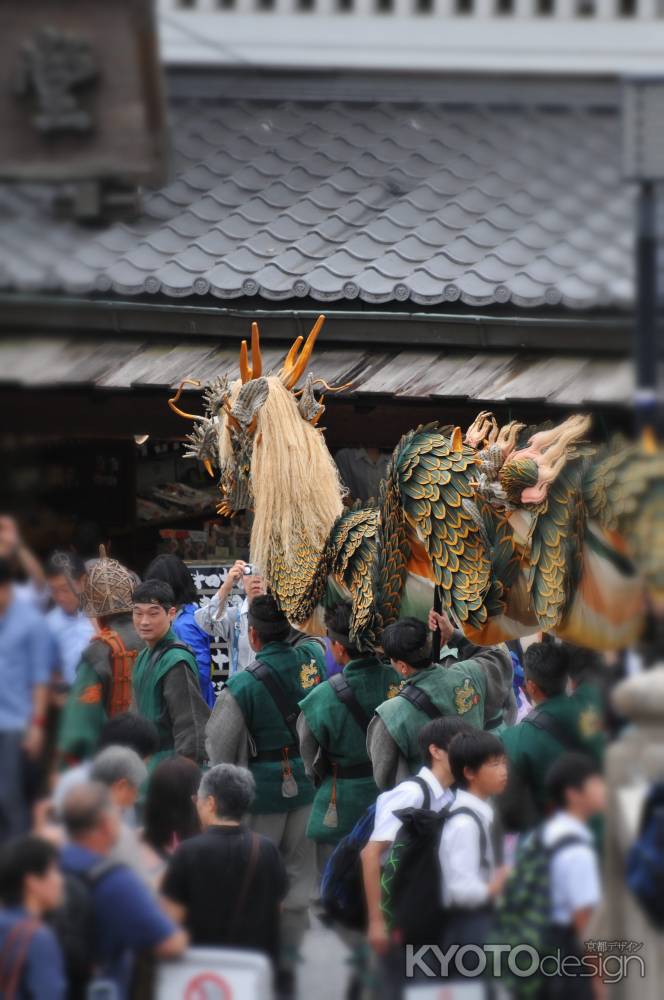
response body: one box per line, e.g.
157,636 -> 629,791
440,730 -> 510,962
540,753 -> 605,1000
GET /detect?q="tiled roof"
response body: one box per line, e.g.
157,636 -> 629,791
0,92 -> 638,310
0,336 -> 634,406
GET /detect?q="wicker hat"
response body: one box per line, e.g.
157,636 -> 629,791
82,546 -> 135,617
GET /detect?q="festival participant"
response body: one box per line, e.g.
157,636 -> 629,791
297,602 -> 402,874
0,836 -> 65,1000
195,559 -> 266,675
367,614 -> 514,790
144,553 -> 215,707
162,765 -> 287,975
45,553 -> 94,691
205,594 -> 325,1000
0,557 -> 51,841
57,552 -> 142,765
500,642 -> 604,831
131,581 -> 210,768
59,782 -> 186,999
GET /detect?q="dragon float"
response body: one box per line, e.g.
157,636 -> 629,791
169,315 -> 663,652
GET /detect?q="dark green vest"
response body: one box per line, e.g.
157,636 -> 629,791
229,638 -> 326,815
376,660 -> 487,773
501,690 -> 605,815
299,656 -> 402,844
132,627 -> 200,767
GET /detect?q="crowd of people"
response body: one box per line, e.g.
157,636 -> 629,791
0,513 -> 639,1000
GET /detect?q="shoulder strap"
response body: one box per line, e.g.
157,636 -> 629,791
546,832 -> 588,857
525,705 -> 582,752
0,918 -> 40,999
228,833 -> 261,935
447,805 -> 490,869
328,673 -> 371,734
247,661 -> 300,741
398,684 -> 442,720
410,774 -> 432,810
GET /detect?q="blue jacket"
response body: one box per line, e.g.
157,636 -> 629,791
173,604 -> 215,707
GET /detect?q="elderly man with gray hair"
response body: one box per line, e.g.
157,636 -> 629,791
162,763 -> 287,978
90,746 -> 148,878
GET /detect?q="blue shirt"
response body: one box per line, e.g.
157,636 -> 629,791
46,606 -> 94,686
0,908 -> 65,1000
60,843 -> 176,999
0,593 -> 51,731
174,603 -> 215,707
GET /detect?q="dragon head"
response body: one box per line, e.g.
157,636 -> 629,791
168,315 -> 337,518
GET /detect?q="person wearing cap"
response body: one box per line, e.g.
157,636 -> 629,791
57,550 -> 143,767
297,602 -> 402,874
367,612 -> 515,791
205,594 -> 325,1000
131,580 -> 210,769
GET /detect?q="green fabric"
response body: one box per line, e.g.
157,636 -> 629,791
376,660 -> 487,773
300,656 -> 402,844
132,627 -> 200,767
501,690 -> 605,816
229,638 -> 326,814
57,656 -> 108,764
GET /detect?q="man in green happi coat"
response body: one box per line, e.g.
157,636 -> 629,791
131,580 -> 210,768
368,612 -> 515,790
205,594 -> 326,999
499,640 -> 605,832
298,602 -> 402,874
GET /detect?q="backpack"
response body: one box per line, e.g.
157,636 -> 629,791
627,781 -> 664,929
51,859 -> 120,1000
380,782 -> 488,948
319,803 -> 377,930
95,628 -> 138,717
490,825 -> 585,998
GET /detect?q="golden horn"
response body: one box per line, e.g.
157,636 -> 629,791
281,315 -> 325,390
168,379 -> 202,420
203,459 -> 215,478
239,322 -> 263,383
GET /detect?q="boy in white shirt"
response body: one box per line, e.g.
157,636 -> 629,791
361,716 -> 472,956
540,753 -> 605,1000
439,730 -> 510,966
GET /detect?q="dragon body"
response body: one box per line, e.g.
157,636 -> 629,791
171,317 -> 663,652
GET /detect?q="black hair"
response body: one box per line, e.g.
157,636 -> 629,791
144,554 -> 197,606
144,756 -> 201,852
0,558 -> 11,585
381,618 -> 432,670
0,836 -> 58,906
98,712 -> 159,758
524,642 -> 568,698
562,644 -> 603,683
248,594 -> 290,643
45,551 -> 87,581
546,752 -> 601,809
418,716 -> 474,767
448,730 -> 506,788
324,602 -> 361,659
132,579 -> 176,611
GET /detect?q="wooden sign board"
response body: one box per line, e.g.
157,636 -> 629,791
0,0 -> 167,184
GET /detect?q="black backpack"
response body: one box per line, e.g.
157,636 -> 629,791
51,859 -> 119,1000
380,782 -> 488,948
627,782 -> 664,929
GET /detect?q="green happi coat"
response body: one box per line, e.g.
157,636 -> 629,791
229,638 -> 326,815
299,656 -> 402,844
132,627 -> 201,767
375,659 -> 487,774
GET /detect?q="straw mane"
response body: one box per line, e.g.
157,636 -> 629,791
219,375 -> 345,574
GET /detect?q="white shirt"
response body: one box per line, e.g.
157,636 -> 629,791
46,606 -> 94,686
439,788 -> 495,908
370,767 -> 453,845
542,811 -> 601,926
195,594 -> 251,674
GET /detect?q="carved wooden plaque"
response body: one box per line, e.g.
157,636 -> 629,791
0,0 -> 167,184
